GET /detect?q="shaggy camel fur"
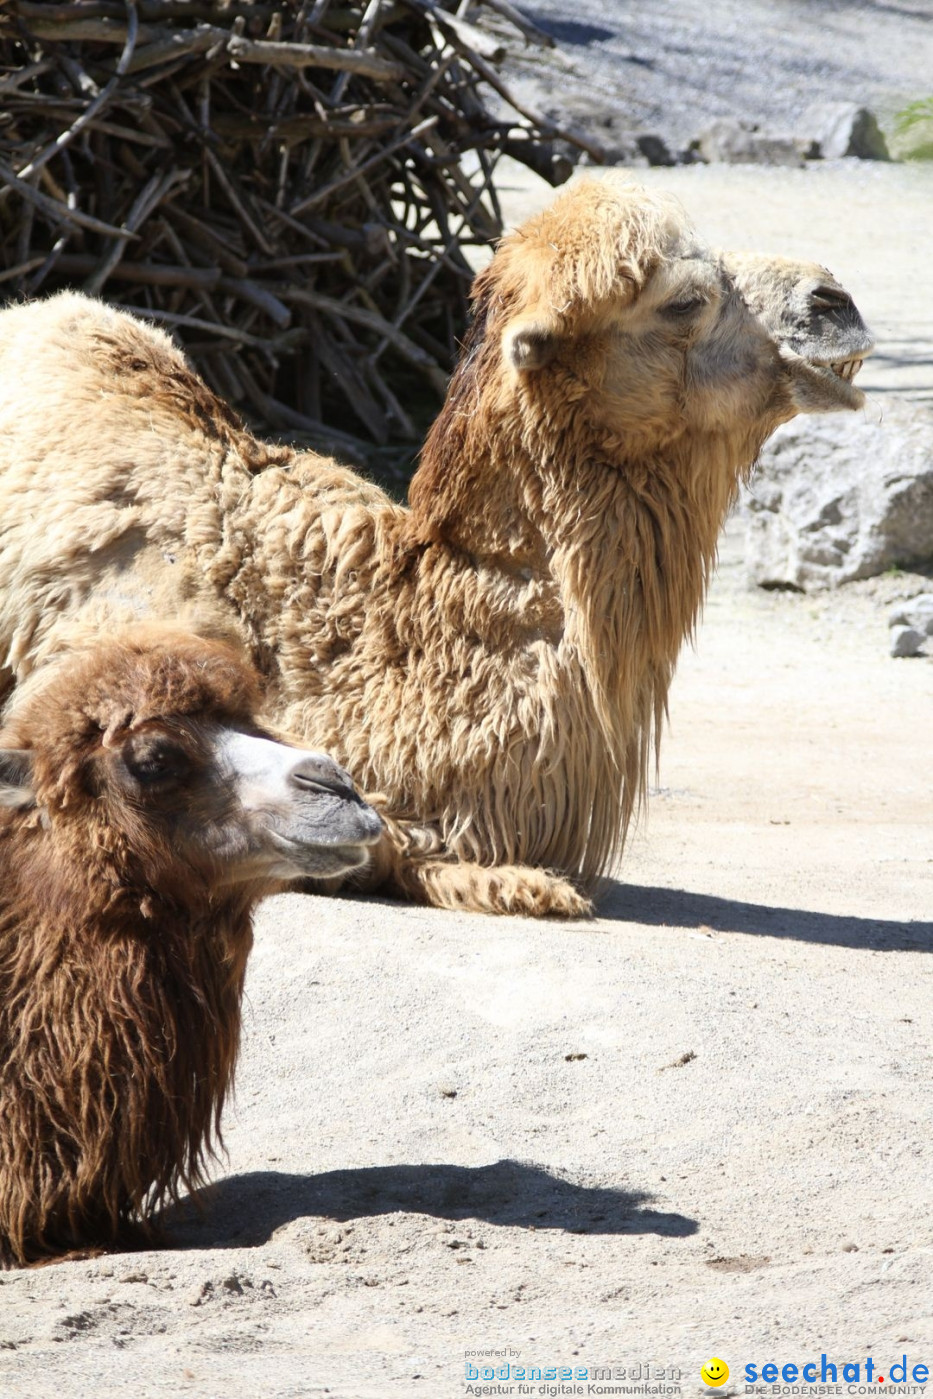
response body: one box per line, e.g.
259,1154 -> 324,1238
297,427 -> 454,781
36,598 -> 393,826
0,631 -> 381,1266
0,177 -> 873,917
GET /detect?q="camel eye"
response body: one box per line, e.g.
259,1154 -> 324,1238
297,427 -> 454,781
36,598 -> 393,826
661,295 -> 706,318
124,739 -> 190,786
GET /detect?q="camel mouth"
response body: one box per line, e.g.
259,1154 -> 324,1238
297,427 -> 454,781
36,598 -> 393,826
265,828 -> 379,878
825,356 -> 865,382
301,840 -> 375,872
813,353 -> 867,405
784,345 -> 871,412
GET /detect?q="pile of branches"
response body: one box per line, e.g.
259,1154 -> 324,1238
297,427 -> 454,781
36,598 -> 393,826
0,0 -> 594,465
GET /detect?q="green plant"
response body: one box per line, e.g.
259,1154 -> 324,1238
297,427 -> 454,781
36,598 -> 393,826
892,97 -> 933,160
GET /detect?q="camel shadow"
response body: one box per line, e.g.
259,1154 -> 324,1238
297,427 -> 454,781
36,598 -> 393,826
598,880 -> 932,952
161,1159 -> 697,1250
311,885 -> 930,953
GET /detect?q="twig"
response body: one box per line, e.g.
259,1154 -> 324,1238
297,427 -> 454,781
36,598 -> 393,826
127,24 -> 222,73
211,111 -> 398,141
203,146 -> 276,256
218,276 -> 292,328
162,203 -> 250,276
0,256 -> 46,285
285,285 -> 449,395
0,157 -> 139,239
118,303 -> 306,349
290,114 -> 440,215
227,33 -> 405,80
55,254 -> 222,287
9,1 -> 140,185
28,224 -> 74,294
85,167 -> 189,294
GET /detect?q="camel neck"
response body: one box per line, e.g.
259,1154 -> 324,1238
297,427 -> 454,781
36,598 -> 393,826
407,407 -> 745,767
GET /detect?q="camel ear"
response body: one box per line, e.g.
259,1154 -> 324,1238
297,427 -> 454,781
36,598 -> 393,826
504,316 -> 562,372
0,748 -> 36,809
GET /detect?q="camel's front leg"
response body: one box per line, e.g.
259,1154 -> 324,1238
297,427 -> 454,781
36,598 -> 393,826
387,853 -> 593,918
296,822 -> 593,918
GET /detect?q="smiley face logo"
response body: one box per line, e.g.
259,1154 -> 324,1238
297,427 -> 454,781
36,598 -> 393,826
702,1358 -> 730,1387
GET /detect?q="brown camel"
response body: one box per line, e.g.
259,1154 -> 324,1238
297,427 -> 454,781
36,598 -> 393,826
0,630 -> 381,1265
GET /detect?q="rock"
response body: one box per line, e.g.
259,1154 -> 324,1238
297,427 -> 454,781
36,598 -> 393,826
635,133 -> 676,166
889,594 -> 933,656
546,102 -> 639,167
798,101 -> 890,160
544,98 -> 679,167
593,132 -> 646,167
889,594 -> 933,634
695,119 -> 805,167
889,626 -> 926,659
743,400 -> 933,590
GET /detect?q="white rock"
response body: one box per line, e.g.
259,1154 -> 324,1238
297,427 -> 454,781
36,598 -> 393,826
743,400 -> 933,590
889,593 -> 933,634
696,118 -> 805,167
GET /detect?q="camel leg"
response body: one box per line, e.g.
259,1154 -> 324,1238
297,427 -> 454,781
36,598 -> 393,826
295,825 -> 593,918
388,856 -> 593,918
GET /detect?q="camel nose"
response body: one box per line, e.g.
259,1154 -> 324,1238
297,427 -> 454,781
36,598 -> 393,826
286,752 -> 383,842
288,753 -> 358,798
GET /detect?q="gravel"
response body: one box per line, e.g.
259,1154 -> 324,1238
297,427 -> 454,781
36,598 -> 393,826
507,0 -> 932,153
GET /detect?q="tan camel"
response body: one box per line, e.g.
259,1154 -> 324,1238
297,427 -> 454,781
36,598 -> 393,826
0,176 -> 873,915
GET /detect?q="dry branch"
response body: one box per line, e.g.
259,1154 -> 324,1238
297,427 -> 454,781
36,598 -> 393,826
0,0 -> 595,462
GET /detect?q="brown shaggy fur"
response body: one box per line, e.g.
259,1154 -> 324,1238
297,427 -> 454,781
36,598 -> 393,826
0,177 -> 873,917
0,635 -> 291,1266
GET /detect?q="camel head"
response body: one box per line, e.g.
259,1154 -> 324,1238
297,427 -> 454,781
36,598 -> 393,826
471,175 -> 873,455
0,632 -> 384,891
723,252 -> 873,413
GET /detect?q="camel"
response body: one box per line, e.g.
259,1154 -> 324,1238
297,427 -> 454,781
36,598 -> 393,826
0,176 -> 874,916
0,630 -> 382,1265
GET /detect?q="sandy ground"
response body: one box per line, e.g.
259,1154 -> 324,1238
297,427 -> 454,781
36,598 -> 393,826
1,163 -> 931,1397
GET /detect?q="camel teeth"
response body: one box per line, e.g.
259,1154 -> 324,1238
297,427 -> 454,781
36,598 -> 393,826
830,359 -> 862,382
